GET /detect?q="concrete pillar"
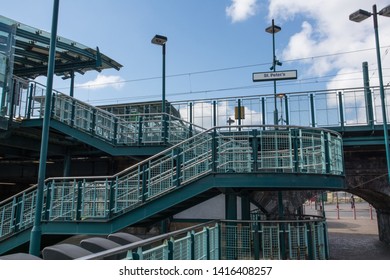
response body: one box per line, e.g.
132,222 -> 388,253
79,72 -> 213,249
377,209 -> 390,244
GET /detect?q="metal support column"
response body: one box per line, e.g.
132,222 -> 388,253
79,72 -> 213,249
29,0 -> 60,256
363,62 -> 374,128
63,152 -> 71,177
69,70 -> 75,97
225,190 -> 237,260
373,5 -> 390,183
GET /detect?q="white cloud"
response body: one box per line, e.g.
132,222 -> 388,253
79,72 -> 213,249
76,74 -> 125,90
226,0 -> 258,23
267,0 -> 390,89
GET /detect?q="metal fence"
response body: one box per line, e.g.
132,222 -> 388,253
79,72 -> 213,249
171,86 -> 390,129
220,218 -> 327,260
76,217 -> 328,260
6,77 -> 390,139
0,124 -> 343,242
10,79 -> 199,146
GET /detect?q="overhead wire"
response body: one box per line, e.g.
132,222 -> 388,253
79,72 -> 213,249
60,46 -> 390,104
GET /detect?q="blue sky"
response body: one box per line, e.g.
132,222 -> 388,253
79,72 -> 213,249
2,0 -> 390,105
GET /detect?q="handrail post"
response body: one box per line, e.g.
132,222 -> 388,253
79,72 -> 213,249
12,197 -> 19,233
109,178 -> 116,219
113,117 -> 118,145
206,227 -> 211,260
338,91 -> 345,130
189,102 -> 193,137
213,101 -> 217,127
212,128 -> 218,173
50,92 -> 56,118
307,223 -> 314,259
163,113 -> 168,145
324,132 -> 331,174
91,108 -> 97,136
293,129 -> 300,173
26,83 -> 34,119
7,79 -> 16,127
76,181 -> 82,221
251,129 -> 259,171
141,164 -> 149,203
253,223 -> 260,259
167,239 -> 174,260
70,99 -> 76,127
284,94 -> 289,125
44,182 -> 52,221
138,116 -> 143,145
174,148 -> 182,187
323,221 -> 329,259
310,93 -> 316,127
190,231 -> 195,260
261,97 -> 266,128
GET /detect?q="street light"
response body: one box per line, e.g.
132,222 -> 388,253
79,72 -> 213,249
151,34 -> 168,144
349,4 -> 390,183
266,19 -> 282,125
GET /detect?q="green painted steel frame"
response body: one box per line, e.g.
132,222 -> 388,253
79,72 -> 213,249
0,15 -> 122,79
74,217 -> 326,260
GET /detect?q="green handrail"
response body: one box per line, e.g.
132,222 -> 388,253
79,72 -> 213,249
0,125 -> 343,242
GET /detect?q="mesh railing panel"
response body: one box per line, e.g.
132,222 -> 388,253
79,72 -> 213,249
172,234 -> 191,260
220,223 -> 252,260
258,130 -> 293,171
261,224 -> 280,260
0,201 -> 15,238
193,229 -> 208,260
288,223 -> 308,260
0,126 -> 342,241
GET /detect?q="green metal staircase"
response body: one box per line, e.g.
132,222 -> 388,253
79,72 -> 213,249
14,80 -> 198,155
0,123 -> 344,254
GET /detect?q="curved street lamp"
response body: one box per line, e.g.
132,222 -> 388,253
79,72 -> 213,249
349,4 -> 390,182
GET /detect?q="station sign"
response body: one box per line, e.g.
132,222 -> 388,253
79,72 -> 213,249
252,70 -> 298,82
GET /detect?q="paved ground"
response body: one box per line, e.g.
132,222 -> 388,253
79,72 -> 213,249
327,218 -> 390,260
306,202 -> 390,260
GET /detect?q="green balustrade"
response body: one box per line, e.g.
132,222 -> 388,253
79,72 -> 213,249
0,125 -> 343,244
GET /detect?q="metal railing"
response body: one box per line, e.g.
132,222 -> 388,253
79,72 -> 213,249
171,86 -> 390,129
76,221 -> 219,260
0,125 -> 343,242
11,79 -> 200,146
77,216 -> 327,260
221,217 -> 327,260
8,76 -> 390,137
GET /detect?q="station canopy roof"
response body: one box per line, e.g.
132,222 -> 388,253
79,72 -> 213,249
0,15 -> 122,80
